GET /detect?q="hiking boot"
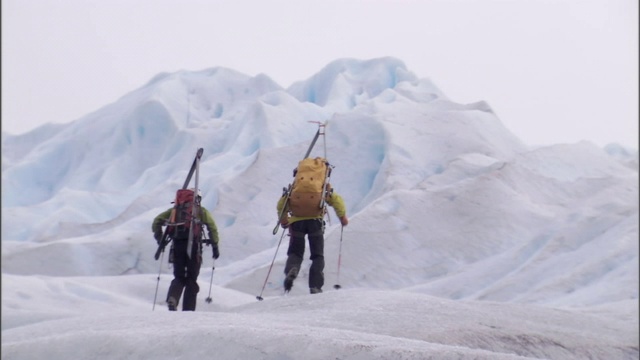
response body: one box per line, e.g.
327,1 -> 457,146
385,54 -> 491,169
283,267 -> 298,292
310,288 -> 323,294
167,297 -> 178,311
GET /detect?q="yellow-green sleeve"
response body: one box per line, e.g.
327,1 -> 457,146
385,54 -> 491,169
276,195 -> 288,220
327,192 -> 347,218
152,208 -> 173,233
201,207 -> 220,246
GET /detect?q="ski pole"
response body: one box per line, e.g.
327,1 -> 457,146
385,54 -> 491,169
152,250 -> 165,311
256,228 -> 288,301
205,261 -> 215,303
333,226 -> 344,289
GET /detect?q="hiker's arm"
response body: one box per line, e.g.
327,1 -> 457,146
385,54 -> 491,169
276,195 -> 287,217
328,193 -> 346,218
276,195 -> 289,226
152,209 -> 173,234
328,193 -> 348,226
201,208 -> 219,246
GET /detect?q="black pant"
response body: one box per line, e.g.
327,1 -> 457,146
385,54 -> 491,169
167,238 -> 201,311
284,219 -> 325,290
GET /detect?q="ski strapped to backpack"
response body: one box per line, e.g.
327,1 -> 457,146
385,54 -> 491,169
186,147 -> 202,259
155,148 -> 204,260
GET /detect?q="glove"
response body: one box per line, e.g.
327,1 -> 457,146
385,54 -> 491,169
280,218 -> 289,229
212,245 -> 220,259
154,231 -> 163,244
339,215 -> 349,226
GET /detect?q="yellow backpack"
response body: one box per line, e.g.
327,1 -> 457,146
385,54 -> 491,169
288,157 -> 331,217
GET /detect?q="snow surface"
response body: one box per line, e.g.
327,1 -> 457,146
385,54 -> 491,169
2,57 -> 638,359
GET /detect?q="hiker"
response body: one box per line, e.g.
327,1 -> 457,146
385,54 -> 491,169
277,159 -> 348,294
152,188 -> 219,311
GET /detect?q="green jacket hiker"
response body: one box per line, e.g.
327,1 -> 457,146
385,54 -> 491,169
152,190 -> 219,311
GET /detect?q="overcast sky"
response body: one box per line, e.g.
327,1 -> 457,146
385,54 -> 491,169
2,0 -> 638,148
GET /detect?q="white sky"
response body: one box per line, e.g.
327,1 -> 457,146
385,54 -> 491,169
2,0 -> 638,148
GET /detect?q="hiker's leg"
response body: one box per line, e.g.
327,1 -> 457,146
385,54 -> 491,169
167,240 -> 188,310
285,222 -> 306,276
307,219 -> 325,291
182,246 -> 202,311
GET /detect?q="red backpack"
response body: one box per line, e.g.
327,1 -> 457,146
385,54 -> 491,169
169,189 -> 202,240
